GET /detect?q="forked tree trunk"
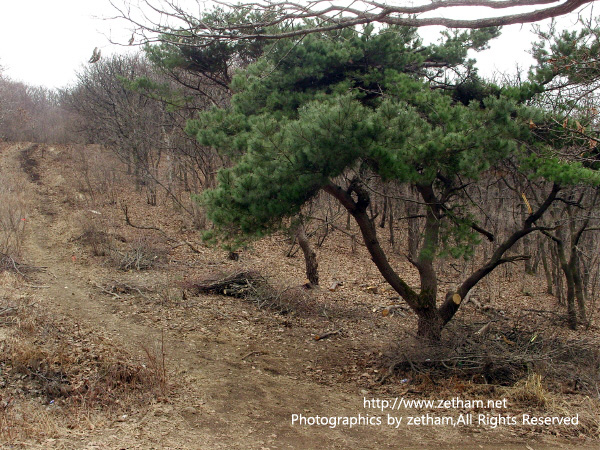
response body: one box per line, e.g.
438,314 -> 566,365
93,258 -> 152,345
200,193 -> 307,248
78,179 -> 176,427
324,181 -> 560,343
556,239 -> 577,330
296,223 -> 319,286
415,306 -> 444,341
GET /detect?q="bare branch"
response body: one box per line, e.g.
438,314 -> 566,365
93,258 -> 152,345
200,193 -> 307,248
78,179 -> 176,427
110,0 -> 594,46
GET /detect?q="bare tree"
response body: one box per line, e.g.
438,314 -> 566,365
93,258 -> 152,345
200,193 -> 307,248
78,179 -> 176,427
546,191 -> 598,329
66,53 -> 168,204
0,73 -> 68,143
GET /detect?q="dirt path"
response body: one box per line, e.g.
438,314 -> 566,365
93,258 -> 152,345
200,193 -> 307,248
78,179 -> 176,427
2,142 -> 593,449
7,143 -> 412,448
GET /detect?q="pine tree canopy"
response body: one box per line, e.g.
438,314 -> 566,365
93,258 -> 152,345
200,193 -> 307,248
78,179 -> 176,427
187,25 -> 600,243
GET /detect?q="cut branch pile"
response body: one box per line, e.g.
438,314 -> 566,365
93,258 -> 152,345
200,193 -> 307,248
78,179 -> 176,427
185,270 -> 264,298
106,239 -> 167,271
110,247 -> 159,271
184,270 -> 298,313
382,323 -> 600,393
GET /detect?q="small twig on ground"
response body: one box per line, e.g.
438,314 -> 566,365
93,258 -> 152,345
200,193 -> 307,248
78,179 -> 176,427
0,306 -> 17,317
241,351 -> 263,360
128,284 -> 151,301
475,321 -> 493,336
523,308 -> 564,317
122,204 -> 201,254
382,304 -> 407,317
314,329 -> 342,341
93,282 -> 122,299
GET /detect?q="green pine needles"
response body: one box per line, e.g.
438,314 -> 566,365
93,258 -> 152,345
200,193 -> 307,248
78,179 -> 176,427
178,23 -> 599,339
189,26 -> 557,240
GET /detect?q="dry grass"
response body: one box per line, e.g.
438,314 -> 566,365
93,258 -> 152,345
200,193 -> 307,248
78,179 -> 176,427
0,398 -> 61,444
0,273 -> 169,446
141,330 -> 169,399
0,169 -> 28,260
500,373 -> 600,438
506,372 -> 549,407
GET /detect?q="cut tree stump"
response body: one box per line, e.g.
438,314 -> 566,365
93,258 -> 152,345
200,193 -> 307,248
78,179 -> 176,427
328,280 -> 341,292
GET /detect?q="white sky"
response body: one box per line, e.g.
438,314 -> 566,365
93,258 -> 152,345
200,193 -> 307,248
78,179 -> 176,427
0,0 -> 130,89
0,0 -> 591,89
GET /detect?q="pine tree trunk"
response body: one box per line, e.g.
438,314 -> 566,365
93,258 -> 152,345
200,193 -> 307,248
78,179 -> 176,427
406,191 -> 420,261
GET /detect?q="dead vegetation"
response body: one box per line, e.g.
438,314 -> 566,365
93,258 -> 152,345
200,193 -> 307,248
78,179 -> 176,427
2,142 -> 599,447
73,219 -> 167,271
184,269 -> 312,314
0,165 -> 39,281
372,319 -> 600,437
0,275 -> 169,444
383,322 -> 598,390
71,220 -> 113,257
108,237 -> 167,271
378,312 -> 600,396
0,166 -> 28,259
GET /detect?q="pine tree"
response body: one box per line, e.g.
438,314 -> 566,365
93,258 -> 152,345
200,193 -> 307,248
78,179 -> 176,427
189,25 -> 600,341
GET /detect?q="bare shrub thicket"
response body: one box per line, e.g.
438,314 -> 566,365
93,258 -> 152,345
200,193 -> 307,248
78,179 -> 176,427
65,51 -> 230,227
65,54 -> 167,205
70,144 -> 124,207
109,236 -> 167,271
0,74 -> 72,144
64,53 -> 222,213
0,171 -> 27,262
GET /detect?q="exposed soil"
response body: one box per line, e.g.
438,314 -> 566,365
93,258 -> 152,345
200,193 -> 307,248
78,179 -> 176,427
0,142 -> 598,449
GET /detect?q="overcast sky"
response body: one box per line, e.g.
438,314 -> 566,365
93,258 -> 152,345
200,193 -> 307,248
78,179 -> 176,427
0,1 -> 130,89
0,0 -> 590,89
